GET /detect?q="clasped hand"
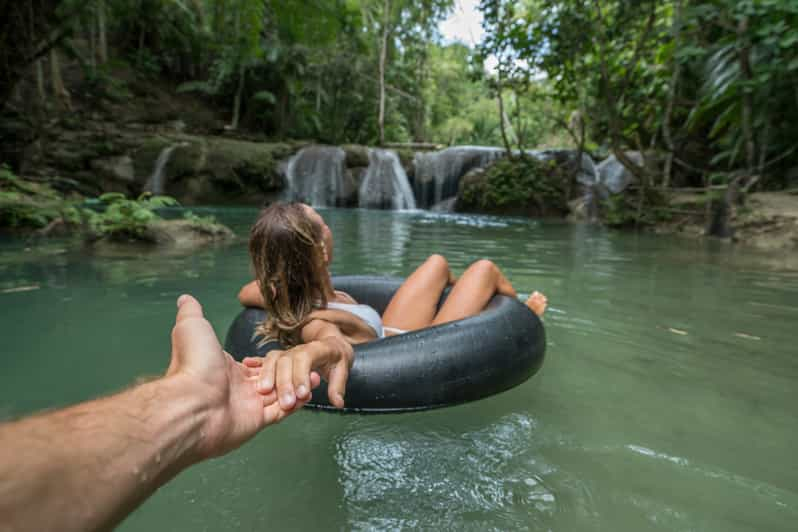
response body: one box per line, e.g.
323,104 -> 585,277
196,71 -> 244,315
243,336 -> 354,410
167,295 -> 352,462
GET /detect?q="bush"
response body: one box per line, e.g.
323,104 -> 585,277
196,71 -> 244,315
601,187 -> 671,228
0,165 -> 72,229
83,193 -> 223,241
459,155 -> 570,216
82,193 -> 179,240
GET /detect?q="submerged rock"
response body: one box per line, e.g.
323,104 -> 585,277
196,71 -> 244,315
89,219 -> 234,256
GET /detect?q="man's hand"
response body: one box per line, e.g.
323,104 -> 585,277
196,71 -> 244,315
167,295 -> 319,460
0,293 -> 325,532
245,336 -> 354,410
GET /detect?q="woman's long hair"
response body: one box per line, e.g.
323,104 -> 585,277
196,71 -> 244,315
249,203 -> 332,347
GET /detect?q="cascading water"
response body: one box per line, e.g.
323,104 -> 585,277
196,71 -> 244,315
413,146 -> 506,208
358,149 -> 417,210
144,143 -> 185,194
284,145 -> 348,207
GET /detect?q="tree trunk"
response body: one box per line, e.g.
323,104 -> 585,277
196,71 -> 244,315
412,53 -> 427,142
737,16 -> 756,178
87,10 -> 96,72
230,63 -> 245,130
229,3 -> 243,130
593,0 -> 650,182
496,77 -> 513,158
570,109 -> 586,206
662,0 -> 682,188
97,0 -> 108,64
36,58 -> 46,103
316,71 -> 322,114
513,91 -> 525,153
377,0 -> 391,147
49,48 -> 72,110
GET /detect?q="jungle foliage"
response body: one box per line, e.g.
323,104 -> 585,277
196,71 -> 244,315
2,0 -> 796,208
1,165 -> 217,238
477,0 -> 798,190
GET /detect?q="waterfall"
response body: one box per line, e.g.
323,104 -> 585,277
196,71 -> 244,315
358,149 -> 417,210
413,146 -> 506,208
145,143 -> 184,194
572,151 -> 602,221
284,145 -> 348,207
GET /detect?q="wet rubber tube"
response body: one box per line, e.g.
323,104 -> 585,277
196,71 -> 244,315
224,275 -> 546,413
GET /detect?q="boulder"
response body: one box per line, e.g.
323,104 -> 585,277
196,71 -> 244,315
90,155 -> 135,184
593,151 -> 646,194
455,167 -> 489,211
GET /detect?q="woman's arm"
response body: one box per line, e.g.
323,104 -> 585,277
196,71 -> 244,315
238,280 -> 265,308
255,320 -> 354,410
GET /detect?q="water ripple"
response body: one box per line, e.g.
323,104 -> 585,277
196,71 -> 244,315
336,413 -> 558,530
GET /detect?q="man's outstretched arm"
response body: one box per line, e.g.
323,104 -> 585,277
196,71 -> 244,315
0,295 -> 322,532
0,374 -> 218,532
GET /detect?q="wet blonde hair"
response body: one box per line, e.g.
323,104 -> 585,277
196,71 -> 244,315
249,202 -> 332,347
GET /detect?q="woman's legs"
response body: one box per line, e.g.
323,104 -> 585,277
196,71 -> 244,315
382,254 -> 452,332
383,257 -> 547,333
431,259 -> 517,325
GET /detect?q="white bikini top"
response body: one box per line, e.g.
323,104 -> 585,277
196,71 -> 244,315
325,301 -> 384,338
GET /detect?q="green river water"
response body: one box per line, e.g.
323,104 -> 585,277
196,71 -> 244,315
1,207 -> 797,531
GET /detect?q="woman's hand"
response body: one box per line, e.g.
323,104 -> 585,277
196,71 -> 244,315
246,335 -> 354,410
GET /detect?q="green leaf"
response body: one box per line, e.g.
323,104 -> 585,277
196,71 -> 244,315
99,192 -> 126,204
252,90 -> 276,104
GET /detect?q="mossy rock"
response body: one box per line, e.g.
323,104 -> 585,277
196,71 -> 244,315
132,136 -> 174,182
342,144 -> 370,168
202,138 -> 284,190
456,156 -> 571,217
89,219 -> 235,255
0,173 -> 78,230
49,149 -> 88,172
141,136 -> 289,203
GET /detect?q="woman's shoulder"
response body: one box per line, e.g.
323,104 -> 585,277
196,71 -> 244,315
332,290 -> 357,304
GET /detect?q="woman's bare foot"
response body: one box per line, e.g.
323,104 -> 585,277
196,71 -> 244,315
526,291 -> 547,317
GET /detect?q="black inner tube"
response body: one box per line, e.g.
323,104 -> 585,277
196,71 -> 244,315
224,276 -> 546,413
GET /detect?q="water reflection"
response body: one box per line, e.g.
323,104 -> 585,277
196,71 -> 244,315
355,209 -> 413,276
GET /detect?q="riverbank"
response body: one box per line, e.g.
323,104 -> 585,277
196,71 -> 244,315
654,190 -> 798,252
